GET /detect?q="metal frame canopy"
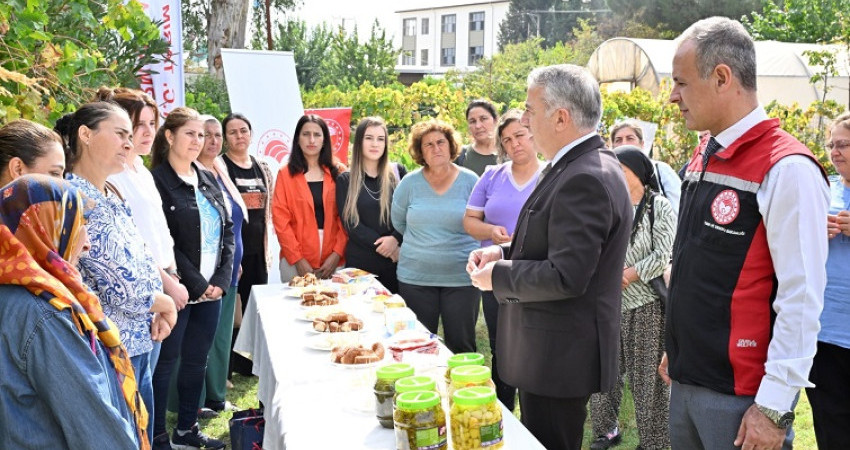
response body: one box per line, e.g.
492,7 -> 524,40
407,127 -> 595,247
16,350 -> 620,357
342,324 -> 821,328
586,37 -> 850,107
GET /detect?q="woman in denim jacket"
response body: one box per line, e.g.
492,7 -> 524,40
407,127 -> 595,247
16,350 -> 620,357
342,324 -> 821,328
150,107 -> 234,450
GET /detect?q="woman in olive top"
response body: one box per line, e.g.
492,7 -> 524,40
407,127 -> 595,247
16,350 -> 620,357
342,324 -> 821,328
456,99 -> 499,176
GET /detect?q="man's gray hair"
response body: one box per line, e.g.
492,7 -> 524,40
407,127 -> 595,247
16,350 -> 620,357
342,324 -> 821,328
678,17 -> 757,91
527,64 -> 602,132
199,114 -> 220,125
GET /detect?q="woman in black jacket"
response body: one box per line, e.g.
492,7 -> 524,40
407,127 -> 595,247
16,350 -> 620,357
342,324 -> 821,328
149,107 -> 234,450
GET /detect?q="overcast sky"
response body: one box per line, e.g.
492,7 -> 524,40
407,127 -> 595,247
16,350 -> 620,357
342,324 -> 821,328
291,0 -> 400,42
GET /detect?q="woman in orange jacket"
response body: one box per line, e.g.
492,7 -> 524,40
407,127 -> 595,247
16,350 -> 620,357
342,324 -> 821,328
272,114 -> 347,281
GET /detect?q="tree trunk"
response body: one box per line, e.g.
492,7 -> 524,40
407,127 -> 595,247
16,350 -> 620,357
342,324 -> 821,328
207,0 -> 251,78
265,0 -> 273,50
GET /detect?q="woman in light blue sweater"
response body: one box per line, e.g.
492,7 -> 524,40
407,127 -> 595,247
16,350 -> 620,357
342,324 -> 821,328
392,119 -> 480,353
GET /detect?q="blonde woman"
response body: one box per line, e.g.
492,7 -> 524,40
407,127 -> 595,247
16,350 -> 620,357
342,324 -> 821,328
335,117 -> 406,292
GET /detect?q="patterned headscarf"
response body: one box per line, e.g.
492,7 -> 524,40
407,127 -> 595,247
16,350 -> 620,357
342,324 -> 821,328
0,175 -> 149,450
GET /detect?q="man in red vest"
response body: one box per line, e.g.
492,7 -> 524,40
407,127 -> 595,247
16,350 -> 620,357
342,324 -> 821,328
659,16 -> 829,450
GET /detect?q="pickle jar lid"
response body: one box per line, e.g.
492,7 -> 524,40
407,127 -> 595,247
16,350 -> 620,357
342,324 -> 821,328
452,386 -> 497,406
376,363 -> 414,381
396,391 -> 441,410
395,375 -> 436,394
450,364 -> 491,382
447,352 -> 485,369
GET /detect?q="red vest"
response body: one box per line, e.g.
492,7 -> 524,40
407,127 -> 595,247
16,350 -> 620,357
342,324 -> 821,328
666,119 -> 826,395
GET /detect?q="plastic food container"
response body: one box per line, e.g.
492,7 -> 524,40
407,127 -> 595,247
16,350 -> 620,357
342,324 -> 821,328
448,365 -> 495,405
450,386 -> 504,449
374,363 -> 415,428
394,375 -> 438,408
393,391 -> 447,450
444,353 -> 485,387
385,306 -> 417,335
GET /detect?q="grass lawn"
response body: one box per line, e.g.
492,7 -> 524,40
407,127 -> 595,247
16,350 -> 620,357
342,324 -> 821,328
166,307 -> 818,449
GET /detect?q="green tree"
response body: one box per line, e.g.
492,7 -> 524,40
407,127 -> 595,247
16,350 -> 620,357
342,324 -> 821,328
744,0 -> 847,43
498,0 -> 610,49
315,22 -> 398,90
271,20 -> 333,91
605,0 -> 762,34
0,0 -> 168,123
445,38 -> 577,108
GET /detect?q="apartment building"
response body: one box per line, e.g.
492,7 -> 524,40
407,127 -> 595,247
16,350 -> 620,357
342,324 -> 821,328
395,0 -> 510,83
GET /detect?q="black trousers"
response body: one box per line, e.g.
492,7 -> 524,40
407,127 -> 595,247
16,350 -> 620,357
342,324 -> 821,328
481,290 -> 516,410
806,340 -> 850,450
230,252 -> 268,377
519,390 -> 589,450
398,282 -> 479,354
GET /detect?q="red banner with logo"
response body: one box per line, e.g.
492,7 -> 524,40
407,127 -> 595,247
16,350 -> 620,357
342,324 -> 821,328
304,107 -> 352,165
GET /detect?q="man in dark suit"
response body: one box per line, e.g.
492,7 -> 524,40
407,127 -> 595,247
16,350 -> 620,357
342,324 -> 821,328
468,64 -> 632,450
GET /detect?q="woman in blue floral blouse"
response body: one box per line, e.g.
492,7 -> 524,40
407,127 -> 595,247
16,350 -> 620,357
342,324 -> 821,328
55,101 -> 178,445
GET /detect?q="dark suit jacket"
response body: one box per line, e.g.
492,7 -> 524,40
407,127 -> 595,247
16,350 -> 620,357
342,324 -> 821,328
492,134 -> 632,398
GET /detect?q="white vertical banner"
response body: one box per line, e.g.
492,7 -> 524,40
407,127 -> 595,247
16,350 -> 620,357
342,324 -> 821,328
138,0 -> 185,116
221,49 -> 305,284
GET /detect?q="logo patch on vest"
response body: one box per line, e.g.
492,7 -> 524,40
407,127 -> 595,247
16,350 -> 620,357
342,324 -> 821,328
711,189 -> 740,225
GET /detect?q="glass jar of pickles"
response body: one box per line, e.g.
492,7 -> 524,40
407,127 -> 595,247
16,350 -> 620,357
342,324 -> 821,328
394,375 -> 438,408
444,352 -> 485,387
450,386 -> 504,449
394,391 -> 447,450
448,365 -> 495,405
375,363 -> 415,428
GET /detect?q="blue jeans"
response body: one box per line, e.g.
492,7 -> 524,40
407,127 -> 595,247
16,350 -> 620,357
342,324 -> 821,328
149,340 -> 162,371
130,351 -> 153,444
152,300 -> 221,434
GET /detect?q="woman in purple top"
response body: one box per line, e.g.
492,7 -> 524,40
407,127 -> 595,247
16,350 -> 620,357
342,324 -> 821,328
463,109 -> 543,410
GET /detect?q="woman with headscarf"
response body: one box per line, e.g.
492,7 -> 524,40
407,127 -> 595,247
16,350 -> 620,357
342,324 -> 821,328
0,175 -> 148,449
589,146 -> 674,450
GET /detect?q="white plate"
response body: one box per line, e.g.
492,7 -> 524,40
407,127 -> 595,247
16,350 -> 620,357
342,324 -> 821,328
308,323 -> 368,334
297,305 -> 349,322
304,332 -> 361,351
331,360 -> 381,369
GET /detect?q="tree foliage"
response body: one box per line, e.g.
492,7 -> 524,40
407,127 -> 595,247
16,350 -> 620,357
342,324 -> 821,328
268,20 -> 399,91
0,0 -> 168,124
445,38 -> 578,109
604,0 -> 762,34
744,0 -> 847,43
498,0 -> 610,49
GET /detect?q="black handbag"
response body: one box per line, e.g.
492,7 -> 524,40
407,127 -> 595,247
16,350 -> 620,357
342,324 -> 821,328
646,195 -> 671,306
229,408 -> 265,450
632,193 -> 671,306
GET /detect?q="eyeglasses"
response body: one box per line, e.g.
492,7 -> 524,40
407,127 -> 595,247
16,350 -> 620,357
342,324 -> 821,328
826,140 -> 850,151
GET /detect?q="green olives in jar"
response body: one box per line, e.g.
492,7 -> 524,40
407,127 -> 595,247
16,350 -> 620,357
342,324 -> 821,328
450,386 -> 504,449
375,363 -> 415,429
448,365 -> 494,405
394,391 -> 447,450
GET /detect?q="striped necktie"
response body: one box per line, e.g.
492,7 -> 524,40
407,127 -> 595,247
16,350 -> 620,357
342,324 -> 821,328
702,137 -> 723,171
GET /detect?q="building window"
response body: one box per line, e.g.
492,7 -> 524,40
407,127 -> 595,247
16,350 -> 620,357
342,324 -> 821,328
441,47 -> 456,66
469,12 -> 485,32
421,49 -> 429,66
469,46 -> 484,65
403,18 -> 416,37
422,18 -> 429,35
401,51 -> 415,66
441,14 -> 456,33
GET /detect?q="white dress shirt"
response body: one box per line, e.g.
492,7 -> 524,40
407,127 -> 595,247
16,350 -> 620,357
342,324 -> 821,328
715,106 -> 829,412
108,156 -> 177,269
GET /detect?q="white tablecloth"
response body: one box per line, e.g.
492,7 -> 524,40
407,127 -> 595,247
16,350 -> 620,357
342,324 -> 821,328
233,283 -> 545,450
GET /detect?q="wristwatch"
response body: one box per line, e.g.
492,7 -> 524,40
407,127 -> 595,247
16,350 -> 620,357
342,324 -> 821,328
756,403 -> 795,429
